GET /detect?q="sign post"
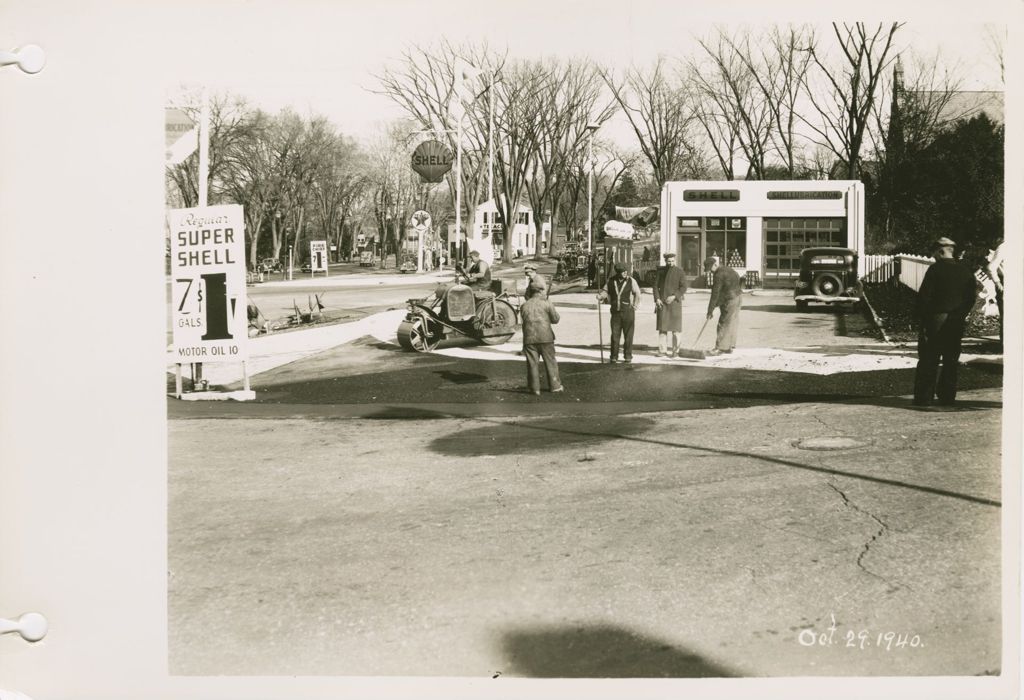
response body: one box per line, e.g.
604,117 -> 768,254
411,210 -> 431,272
169,204 -> 254,401
310,240 -> 328,277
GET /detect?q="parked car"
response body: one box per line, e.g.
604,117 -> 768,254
359,250 -> 375,267
259,258 -> 283,273
794,247 -> 862,309
399,259 -> 417,273
300,260 -> 313,273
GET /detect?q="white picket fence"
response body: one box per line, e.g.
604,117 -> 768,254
861,254 -> 898,283
859,253 -> 935,292
896,254 -> 935,292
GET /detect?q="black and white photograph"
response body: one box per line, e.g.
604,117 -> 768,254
1,0 -> 1021,698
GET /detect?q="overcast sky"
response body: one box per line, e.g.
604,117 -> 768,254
165,1 -> 1009,146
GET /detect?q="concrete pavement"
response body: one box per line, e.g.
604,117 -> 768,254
168,386 -> 1003,676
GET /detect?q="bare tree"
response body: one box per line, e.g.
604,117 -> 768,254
218,109 -> 277,268
376,42 -> 507,255
691,28 -> 774,179
802,22 -> 903,179
166,90 -> 251,208
522,58 -> 617,254
730,25 -> 815,178
489,60 -> 554,262
601,56 -> 703,188
310,133 -> 370,261
366,121 -> 420,266
983,24 -> 1005,86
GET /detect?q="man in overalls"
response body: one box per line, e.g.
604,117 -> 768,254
598,262 -> 641,363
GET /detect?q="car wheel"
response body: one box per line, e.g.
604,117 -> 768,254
812,273 -> 843,298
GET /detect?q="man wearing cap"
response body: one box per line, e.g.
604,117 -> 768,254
597,262 -> 642,363
461,250 -> 491,290
520,284 -> 564,395
653,252 -> 688,357
913,236 -> 979,407
705,257 -> 743,356
523,262 -> 548,298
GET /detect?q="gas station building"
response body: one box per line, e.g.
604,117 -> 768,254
659,181 -> 865,288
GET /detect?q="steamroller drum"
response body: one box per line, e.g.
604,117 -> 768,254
397,318 -> 441,352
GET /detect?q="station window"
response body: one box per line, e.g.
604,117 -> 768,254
762,217 -> 846,287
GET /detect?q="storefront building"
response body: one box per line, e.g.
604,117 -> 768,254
659,181 -> 865,288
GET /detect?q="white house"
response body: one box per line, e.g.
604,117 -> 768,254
466,198 -> 547,264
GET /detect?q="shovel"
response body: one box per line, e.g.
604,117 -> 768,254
674,317 -> 709,360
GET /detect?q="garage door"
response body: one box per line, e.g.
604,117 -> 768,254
763,218 -> 846,288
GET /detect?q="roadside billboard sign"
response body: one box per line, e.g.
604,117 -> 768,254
310,240 -> 328,271
165,108 -> 198,165
169,204 -> 248,363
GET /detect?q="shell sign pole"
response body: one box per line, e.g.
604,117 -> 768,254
168,204 -> 254,401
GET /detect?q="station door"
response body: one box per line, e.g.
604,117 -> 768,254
763,218 -> 846,288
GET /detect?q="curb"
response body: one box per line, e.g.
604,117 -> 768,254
860,287 -> 894,345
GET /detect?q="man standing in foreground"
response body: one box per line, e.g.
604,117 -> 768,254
653,252 -> 687,357
913,237 -> 979,407
705,257 -> 743,356
597,262 -> 641,363
521,285 -> 564,395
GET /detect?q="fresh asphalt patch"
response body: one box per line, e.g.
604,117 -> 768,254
168,350 -> 1002,419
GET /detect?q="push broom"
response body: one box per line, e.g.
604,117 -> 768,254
673,316 -> 709,360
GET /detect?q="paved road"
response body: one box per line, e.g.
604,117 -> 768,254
169,388 -> 1002,677
166,272 -> 1006,679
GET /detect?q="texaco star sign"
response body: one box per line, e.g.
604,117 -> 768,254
411,210 -> 431,233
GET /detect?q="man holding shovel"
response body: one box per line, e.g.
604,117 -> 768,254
705,256 -> 743,356
597,262 -> 641,363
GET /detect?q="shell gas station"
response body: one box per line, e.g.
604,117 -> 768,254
657,180 -> 866,288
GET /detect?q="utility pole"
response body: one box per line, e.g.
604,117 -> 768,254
586,123 -> 599,253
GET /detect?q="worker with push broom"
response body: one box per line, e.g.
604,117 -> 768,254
705,256 -> 743,356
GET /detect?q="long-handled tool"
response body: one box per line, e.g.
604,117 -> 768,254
597,297 -> 605,363
674,317 -> 709,360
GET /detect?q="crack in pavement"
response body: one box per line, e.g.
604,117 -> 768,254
826,481 -> 909,593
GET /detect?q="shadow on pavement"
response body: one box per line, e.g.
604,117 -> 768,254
428,414 -> 1000,508
750,304 -> 856,315
430,416 -> 655,456
435,369 -> 489,384
498,623 -> 735,678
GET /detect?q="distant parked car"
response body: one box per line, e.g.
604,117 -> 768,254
359,250 -> 375,267
794,247 -> 862,309
259,258 -> 283,274
300,260 -> 313,273
399,259 -> 417,273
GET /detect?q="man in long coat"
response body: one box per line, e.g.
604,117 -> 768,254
652,252 -> 688,356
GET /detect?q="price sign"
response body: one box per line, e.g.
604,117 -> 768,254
169,205 -> 248,363
310,240 -> 327,271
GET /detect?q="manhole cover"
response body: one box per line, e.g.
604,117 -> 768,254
794,436 -> 871,451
